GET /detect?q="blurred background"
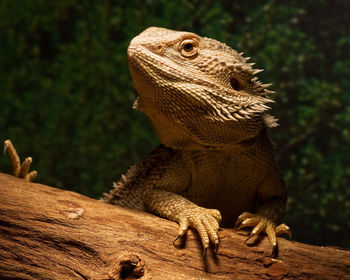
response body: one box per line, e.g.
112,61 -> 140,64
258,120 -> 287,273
1,0 -> 349,249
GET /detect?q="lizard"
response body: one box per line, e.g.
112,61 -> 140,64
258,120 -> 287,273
4,27 -> 291,257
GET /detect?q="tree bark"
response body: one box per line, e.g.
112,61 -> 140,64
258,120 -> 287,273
0,172 -> 349,280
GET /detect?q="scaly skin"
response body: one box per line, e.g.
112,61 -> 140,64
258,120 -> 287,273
4,27 -> 291,257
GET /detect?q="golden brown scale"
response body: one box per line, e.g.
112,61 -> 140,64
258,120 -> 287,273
4,27 -> 291,258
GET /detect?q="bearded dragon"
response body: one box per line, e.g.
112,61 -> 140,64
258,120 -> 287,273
4,27 -> 291,257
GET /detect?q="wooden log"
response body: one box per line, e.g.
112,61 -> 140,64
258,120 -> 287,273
0,172 -> 349,280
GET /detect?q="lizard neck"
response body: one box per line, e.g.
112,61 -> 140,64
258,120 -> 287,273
145,108 -> 264,151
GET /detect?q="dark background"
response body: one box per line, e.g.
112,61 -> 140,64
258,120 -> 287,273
1,0 -> 349,249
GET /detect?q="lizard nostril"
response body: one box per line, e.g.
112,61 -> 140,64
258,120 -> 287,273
155,44 -> 164,53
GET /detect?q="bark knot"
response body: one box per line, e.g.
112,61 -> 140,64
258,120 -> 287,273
118,252 -> 145,279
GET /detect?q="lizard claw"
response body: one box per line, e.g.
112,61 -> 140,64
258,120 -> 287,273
3,139 -> 37,181
202,247 -> 208,257
236,211 -> 291,258
214,241 -> 219,254
175,207 -> 221,253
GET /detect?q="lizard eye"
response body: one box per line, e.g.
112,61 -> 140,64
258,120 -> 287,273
179,39 -> 199,58
184,43 -> 193,52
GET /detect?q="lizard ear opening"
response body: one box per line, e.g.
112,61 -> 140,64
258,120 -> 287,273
230,77 -> 241,91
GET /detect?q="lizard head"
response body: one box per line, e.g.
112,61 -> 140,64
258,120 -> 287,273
128,27 -> 277,150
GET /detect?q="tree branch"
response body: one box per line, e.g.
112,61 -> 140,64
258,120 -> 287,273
0,172 -> 348,280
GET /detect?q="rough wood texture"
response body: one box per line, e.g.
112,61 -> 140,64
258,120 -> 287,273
0,172 -> 349,280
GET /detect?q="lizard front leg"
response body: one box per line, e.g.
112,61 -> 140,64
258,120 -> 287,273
144,188 -> 222,254
3,139 -> 37,181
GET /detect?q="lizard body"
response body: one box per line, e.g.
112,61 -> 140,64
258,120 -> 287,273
103,27 -> 290,256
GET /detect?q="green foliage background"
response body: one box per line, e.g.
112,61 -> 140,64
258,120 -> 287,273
1,0 -> 349,248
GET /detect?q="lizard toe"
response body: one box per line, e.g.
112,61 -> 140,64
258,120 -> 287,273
236,217 -> 261,231
235,212 -> 255,228
275,223 -> 292,240
202,216 -> 220,248
19,157 -> 32,180
4,139 -> 21,177
173,217 -> 190,248
26,170 -> 38,181
207,209 -> 222,223
176,217 -> 190,239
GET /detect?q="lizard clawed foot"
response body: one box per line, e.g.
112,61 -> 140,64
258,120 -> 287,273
235,212 -> 291,258
174,207 -> 222,255
4,139 -> 37,181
